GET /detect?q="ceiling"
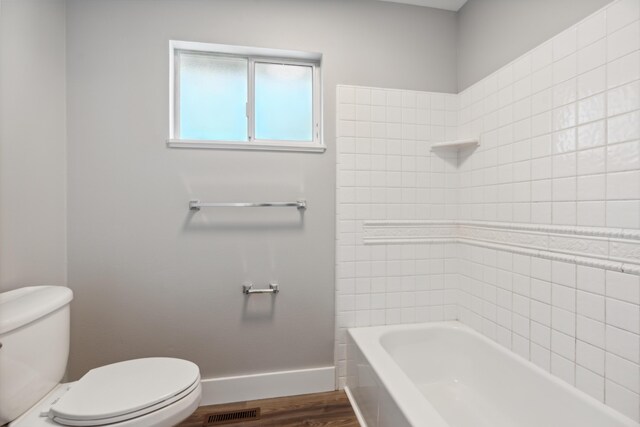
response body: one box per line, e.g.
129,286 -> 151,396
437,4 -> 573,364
376,0 -> 469,12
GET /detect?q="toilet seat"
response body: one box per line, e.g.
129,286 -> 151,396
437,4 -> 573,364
48,358 -> 200,427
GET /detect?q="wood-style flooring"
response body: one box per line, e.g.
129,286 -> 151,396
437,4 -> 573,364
177,390 -> 360,427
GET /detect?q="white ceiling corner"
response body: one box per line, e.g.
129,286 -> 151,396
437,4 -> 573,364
375,0 -> 468,12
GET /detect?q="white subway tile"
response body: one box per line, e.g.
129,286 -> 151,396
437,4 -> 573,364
577,174 -> 606,200
531,202 -> 552,224
608,111 -> 640,144
552,261 -> 577,288
552,328 -> 576,360
553,27 -> 578,61
512,333 -> 530,357
552,152 -> 577,178
577,290 -> 605,321
577,201 -> 606,226
531,257 -> 552,281
553,54 -> 578,84
607,298 -> 640,333
607,170 -> 640,200
553,78 -> 577,108
386,90 -> 402,107
552,104 -> 577,131
552,128 -> 576,154
512,255 -> 530,276
356,104 -> 371,122
577,120 -> 606,149
371,106 -> 386,122
531,112 -> 552,137
531,342 -> 552,371
355,87 -> 371,105
577,339 -> 606,375
513,53 -> 532,81
607,0 -> 640,34
607,51 -> 640,89
555,202 -> 578,225
606,200 -> 640,228
532,157 -> 553,180
337,120 -> 355,137
606,380 -> 640,421
532,66 -> 553,93
445,94 -> 458,111
371,89 -> 386,106
607,141 -> 640,172
431,93 -> 445,110
526,322 -> 547,350
577,147 -> 606,175
607,271 -> 640,304
607,81 -> 640,117
551,353 -> 576,385
531,300 -> 552,326
606,352 -> 640,393
606,325 -> 640,363
532,89 -> 553,117
337,86 -> 355,104
577,65 -> 606,99
607,21 -> 640,61
577,38 -> 606,74
577,315 -> 605,348
578,10 -> 607,48
552,177 -> 576,201
401,91 -> 417,108
532,41 -> 554,71
576,365 -> 605,402
497,65 -> 514,89
338,103 -> 356,121
577,93 -> 605,124
552,307 -> 576,336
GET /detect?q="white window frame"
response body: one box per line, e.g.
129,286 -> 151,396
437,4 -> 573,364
168,40 -> 324,153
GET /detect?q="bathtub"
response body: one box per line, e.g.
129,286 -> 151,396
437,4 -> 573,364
346,322 -> 638,427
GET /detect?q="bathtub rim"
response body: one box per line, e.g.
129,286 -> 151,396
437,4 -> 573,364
347,321 -> 638,427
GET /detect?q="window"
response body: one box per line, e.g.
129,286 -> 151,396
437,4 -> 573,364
169,41 -> 324,152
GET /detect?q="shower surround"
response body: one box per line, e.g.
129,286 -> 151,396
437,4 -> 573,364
336,0 -> 640,421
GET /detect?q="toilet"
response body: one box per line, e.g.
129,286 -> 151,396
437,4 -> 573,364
0,286 -> 202,427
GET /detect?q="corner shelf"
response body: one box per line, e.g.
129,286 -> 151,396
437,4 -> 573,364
430,138 -> 479,151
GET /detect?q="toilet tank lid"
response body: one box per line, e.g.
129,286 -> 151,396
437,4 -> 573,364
0,286 -> 73,334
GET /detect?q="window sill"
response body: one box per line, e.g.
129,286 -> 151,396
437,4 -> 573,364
166,139 -> 326,153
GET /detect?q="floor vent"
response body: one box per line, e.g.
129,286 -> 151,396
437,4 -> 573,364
204,407 -> 261,425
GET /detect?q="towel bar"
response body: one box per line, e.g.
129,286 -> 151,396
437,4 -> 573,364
189,200 -> 306,211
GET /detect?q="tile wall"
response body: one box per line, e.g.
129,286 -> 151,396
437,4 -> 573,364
335,86 -> 459,386
336,0 -> 640,421
455,0 -> 640,420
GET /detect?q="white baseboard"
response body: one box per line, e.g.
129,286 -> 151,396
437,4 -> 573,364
200,366 -> 335,405
344,386 -> 368,427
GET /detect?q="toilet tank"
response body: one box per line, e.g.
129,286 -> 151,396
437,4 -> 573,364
0,286 -> 73,425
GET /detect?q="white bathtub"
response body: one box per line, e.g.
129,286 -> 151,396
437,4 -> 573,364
346,322 -> 638,427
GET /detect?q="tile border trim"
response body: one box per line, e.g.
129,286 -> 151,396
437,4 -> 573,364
363,220 -> 640,275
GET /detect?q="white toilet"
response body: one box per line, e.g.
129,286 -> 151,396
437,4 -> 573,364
0,286 -> 202,427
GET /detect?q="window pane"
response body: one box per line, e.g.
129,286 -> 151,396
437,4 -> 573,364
179,52 -> 247,141
255,63 -> 313,141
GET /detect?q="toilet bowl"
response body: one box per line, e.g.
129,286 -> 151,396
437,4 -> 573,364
0,286 -> 202,427
9,358 -> 202,427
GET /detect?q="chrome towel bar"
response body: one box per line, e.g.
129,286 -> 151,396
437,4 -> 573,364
243,283 -> 279,295
189,200 -> 306,211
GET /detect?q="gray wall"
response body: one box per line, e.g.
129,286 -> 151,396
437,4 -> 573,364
457,0 -> 612,90
65,0 -> 457,380
0,0 -> 67,292
2,0 -> 613,384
